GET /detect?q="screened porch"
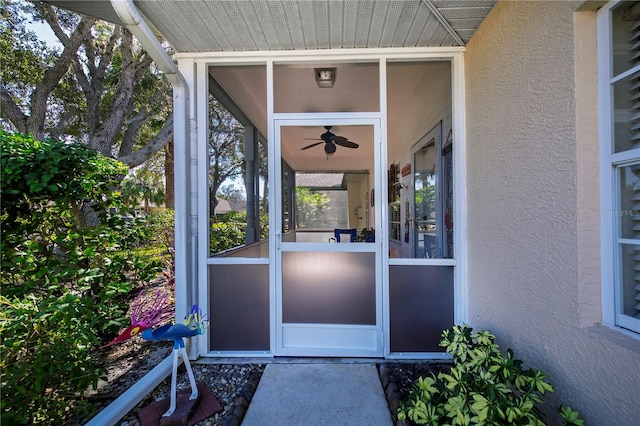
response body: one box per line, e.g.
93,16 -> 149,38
200,58 -> 460,358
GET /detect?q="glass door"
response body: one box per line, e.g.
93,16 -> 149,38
273,117 -> 383,357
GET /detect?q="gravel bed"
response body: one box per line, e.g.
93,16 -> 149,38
71,336 -> 264,426
117,362 -> 265,426
78,341 -> 448,426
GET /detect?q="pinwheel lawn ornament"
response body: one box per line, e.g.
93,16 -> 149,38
102,291 -> 212,423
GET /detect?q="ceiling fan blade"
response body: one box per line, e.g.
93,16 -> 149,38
333,137 -> 359,148
301,141 -> 324,150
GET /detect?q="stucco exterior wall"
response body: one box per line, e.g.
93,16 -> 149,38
465,1 -> 640,423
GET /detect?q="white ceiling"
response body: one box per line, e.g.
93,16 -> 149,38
281,125 -> 375,172
47,1 -> 497,52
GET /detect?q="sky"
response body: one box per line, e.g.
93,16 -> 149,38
27,18 -> 60,48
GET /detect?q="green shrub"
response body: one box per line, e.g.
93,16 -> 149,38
0,131 -> 163,423
146,207 -> 176,257
209,211 -> 269,254
398,324 -> 584,426
210,211 -> 247,253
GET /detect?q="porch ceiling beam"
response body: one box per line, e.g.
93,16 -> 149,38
421,0 -> 465,47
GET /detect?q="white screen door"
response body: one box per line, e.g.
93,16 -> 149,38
273,116 -> 383,357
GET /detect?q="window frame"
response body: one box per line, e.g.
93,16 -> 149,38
598,0 -> 640,335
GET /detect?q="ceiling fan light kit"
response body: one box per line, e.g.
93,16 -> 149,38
315,68 -> 336,88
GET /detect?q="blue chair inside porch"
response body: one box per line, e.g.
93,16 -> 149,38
334,228 -> 357,242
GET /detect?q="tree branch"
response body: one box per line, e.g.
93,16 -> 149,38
72,61 -> 92,95
74,28 -> 124,137
117,117 -> 174,168
0,88 -> 29,133
91,30 -> 137,154
29,7 -> 95,139
118,109 -> 152,158
94,28 -> 121,83
38,3 -> 69,44
50,105 -> 77,140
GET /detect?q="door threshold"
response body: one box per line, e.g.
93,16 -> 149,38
196,356 -> 446,365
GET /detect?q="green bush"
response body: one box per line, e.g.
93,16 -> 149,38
210,211 -> 268,253
0,131 -> 163,423
210,211 -> 247,253
146,207 -> 176,257
398,324 -> 584,426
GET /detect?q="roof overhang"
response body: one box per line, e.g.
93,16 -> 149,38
44,0 -> 496,53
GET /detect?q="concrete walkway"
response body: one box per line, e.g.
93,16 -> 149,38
241,363 -> 394,426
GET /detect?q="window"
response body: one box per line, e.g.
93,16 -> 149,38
599,1 -> 640,334
390,202 -> 401,242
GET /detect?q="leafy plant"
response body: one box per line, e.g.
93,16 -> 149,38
295,187 -> 330,228
208,211 -> 269,254
398,324 -> 584,426
0,131 -> 164,423
210,211 -> 250,254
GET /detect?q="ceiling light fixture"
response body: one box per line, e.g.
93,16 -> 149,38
315,68 -> 336,88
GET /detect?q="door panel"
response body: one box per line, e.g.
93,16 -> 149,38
209,264 -> 270,352
389,265 -> 453,352
282,251 -> 375,324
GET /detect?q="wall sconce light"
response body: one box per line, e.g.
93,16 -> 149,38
315,68 -> 336,88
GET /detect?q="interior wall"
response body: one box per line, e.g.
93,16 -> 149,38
465,1 -> 640,424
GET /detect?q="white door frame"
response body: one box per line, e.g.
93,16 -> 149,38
271,113 -> 385,357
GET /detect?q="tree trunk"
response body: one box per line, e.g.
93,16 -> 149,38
165,138 -> 175,209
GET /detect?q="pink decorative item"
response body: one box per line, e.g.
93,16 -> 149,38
100,290 -> 173,348
101,291 -> 211,420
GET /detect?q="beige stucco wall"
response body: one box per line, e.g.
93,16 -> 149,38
465,1 -> 640,423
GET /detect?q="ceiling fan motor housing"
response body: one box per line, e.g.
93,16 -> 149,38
324,142 -> 337,154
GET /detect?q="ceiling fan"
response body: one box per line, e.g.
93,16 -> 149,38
300,126 -> 359,155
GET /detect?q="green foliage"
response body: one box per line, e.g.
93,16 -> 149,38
0,294 -> 102,423
120,178 -> 166,214
209,211 -> 268,254
0,0 -> 56,92
398,324 -> 584,426
1,132 -> 126,232
210,211 -> 249,253
0,131 -> 163,423
295,187 -> 330,228
146,208 -> 176,257
414,173 -> 436,222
